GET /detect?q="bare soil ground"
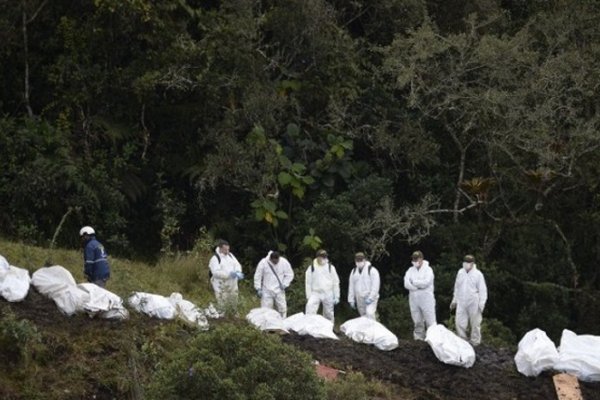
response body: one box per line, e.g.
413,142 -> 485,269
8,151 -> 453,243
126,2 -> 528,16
282,334 -> 600,400
4,291 -> 600,400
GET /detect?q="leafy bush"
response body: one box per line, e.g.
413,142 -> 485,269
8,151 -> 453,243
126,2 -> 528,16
147,324 -> 326,400
325,371 -> 393,400
0,308 -> 42,367
378,294 -> 414,340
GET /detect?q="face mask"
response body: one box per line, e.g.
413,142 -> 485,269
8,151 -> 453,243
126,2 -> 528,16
412,260 -> 422,267
317,257 -> 327,266
463,262 -> 473,271
355,261 -> 365,269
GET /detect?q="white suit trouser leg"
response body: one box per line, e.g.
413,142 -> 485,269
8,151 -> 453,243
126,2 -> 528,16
409,292 -> 436,340
356,296 -> 378,320
261,290 -> 288,318
306,292 -> 335,322
456,302 -> 482,345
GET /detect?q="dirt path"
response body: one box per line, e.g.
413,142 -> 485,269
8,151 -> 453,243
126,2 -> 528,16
282,334 -> 600,400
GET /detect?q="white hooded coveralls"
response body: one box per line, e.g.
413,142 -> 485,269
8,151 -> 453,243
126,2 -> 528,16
348,261 -> 380,319
404,260 -> 436,340
452,264 -> 487,345
254,252 -> 294,317
305,259 -> 340,322
209,247 -> 242,309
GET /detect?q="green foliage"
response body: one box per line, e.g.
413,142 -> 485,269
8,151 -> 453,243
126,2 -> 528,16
325,371 -> 393,400
0,309 -> 42,368
147,324 -> 326,400
378,295 -> 414,340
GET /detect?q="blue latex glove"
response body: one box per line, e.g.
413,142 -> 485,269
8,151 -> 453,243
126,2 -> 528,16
236,271 -> 245,280
279,283 -> 286,291
365,297 -> 373,305
229,271 -> 238,279
334,297 -> 340,305
256,289 -> 262,298
349,302 -> 356,309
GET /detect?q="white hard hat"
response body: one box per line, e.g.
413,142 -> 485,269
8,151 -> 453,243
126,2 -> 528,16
79,226 -> 95,236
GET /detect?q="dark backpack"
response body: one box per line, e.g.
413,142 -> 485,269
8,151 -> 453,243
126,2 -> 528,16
209,252 -> 221,280
311,263 -> 332,273
351,265 -> 373,276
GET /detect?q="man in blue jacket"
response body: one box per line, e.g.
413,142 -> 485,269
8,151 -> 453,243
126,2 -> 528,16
80,226 -> 111,287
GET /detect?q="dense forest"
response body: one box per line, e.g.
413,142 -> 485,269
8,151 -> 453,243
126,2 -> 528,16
1,0 -> 599,341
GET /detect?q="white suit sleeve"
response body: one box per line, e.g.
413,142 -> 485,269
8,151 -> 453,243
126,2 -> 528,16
209,255 -> 230,279
254,260 -> 265,290
451,270 -> 460,304
412,267 -> 434,289
348,270 -> 355,303
404,269 -> 417,291
478,272 -> 488,311
305,265 -> 312,300
332,266 -> 340,300
231,253 -> 242,273
281,259 -> 294,287
369,268 -> 380,300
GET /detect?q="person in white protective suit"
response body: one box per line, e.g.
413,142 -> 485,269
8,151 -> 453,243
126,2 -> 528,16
208,240 -> 244,312
254,251 -> 294,318
450,254 -> 488,346
305,249 -> 340,322
404,250 -> 437,340
348,252 -> 380,320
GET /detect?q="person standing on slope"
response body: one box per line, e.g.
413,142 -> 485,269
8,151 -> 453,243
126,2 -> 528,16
305,249 -> 340,322
450,254 -> 488,346
80,226 -> 110,288
404,250 -> 436,340
348,252 -> 380,320
208,240 -> 244,313
254,251 -> 294,318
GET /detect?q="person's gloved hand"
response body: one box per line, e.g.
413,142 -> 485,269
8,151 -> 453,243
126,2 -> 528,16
236,271 -> 245,280
365,297 -> 373,305
349,301 -> 356,309
279,283 -> 286,291
450,301 -> 456,311
334,296 -> 340,305
479,304 -> 485,313
256,289 -> 262,298
229,271 -> 238,279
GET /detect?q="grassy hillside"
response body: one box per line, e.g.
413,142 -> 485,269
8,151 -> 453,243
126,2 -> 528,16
0,240 -> 395,400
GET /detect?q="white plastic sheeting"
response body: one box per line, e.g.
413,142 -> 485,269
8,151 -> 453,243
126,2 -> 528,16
77,283 -> 129,320
0,255 -> 8,272
0,265 -> 31,302
554,329 -> 600,382
31,266 -> 127,319
425,324 -> 476,368
246,308 -> 289,333
514,328 -> 558,377
340,317 -> 398,351
169,293 -> 209,330
32,266 -> 89,316
128,292 -> 177,319
128,292 -> 211,329
283,312 -> 338,340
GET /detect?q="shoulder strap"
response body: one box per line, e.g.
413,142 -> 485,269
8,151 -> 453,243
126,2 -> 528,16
369,265 -> 372,275
267,261 -> 284,288
214,252 -> 221,264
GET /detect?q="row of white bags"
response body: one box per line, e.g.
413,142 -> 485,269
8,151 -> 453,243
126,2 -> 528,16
0,255 -> 31,302
246,308 -> 399,351
515,328 -> 600,382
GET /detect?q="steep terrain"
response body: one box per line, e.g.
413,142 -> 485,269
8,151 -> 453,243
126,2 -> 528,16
3,289 -> 600,399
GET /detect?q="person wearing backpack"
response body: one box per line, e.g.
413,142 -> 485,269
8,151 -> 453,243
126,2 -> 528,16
208,240 -> 244,312
348,252 -> 380,320
305,249 -> 340,322
254,251 -> 294,318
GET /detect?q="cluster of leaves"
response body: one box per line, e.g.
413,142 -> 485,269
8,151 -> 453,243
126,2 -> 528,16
1,0 -> 600,337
